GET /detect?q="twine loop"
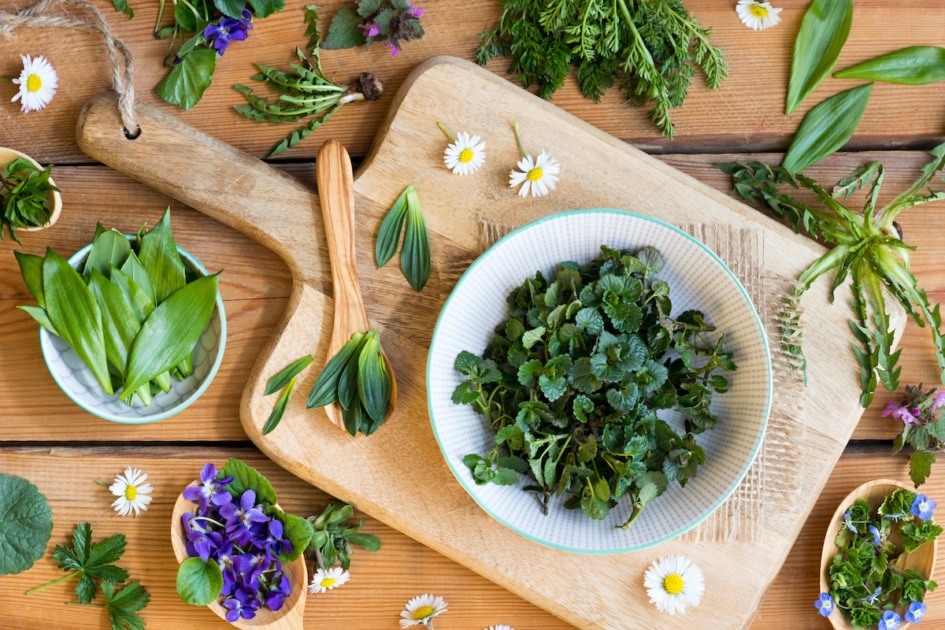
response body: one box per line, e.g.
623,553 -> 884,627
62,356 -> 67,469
0,0 -> 139,136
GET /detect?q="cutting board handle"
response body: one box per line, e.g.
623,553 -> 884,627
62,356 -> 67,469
75,92 -> 326,282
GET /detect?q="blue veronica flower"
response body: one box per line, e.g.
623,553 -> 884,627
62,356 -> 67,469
911,494 -> 938,521
814,592 -> 834,617
861,586 -> 882,605
906,601 -> 927,624
878,609 -> 902,630
869,525 -> 882,546
843,510 -> 857,533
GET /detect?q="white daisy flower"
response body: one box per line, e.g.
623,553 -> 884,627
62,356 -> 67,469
443,131 -> 486,176
643,555 -> 705,615
108,467 -> 153,517
399,593 -> 448,627
308,566 -> 350,593
11,54 -> 59,113
509,150 -> 560,198
735,0 -> 782,31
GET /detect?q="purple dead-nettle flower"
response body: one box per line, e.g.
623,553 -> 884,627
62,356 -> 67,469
184,463 -> 234,510
883,401 -> 921,426
203,6 -> 253,56
935,390 -> 945,410
355,0 -> 425,56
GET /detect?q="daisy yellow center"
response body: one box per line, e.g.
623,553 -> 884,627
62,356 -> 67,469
663,573 -> 685,595
124,485 -> 138,501
459,148 -> 475,163
749,5 -> 768,18
26,74 -> 43,93
320,577 -> 337,588
527,167 -> 544,182
412,605 -> 435,620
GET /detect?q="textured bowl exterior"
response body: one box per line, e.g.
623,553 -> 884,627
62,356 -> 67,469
40,242 -> 226,424
427,209 -> 772,553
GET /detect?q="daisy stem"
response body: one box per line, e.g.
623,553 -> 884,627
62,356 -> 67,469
314,547 -> 325,571
512,119 -> 527,159
25,570 -> 80,596
93,479 -> 110,488
0,77 -> 11,83
436,122 -> 456,143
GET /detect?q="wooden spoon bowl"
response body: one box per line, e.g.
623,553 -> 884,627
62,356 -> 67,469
170,487 -> 307,629
0,146 -> 62,231
315,139 -> 398,433
820,479 -> 938,629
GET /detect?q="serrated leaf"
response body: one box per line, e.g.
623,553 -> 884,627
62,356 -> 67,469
323,6 -> 366,49
910,450 -> 936,487
102,581 -> 150,630
220,458 -> 278,505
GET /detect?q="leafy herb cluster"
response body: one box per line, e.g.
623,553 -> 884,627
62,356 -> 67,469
306,501 -> 381,571
453,245 -> 736,527
234,6 -> 385,158
1,157 -> 59,243
27,523 -> 150,630
884,384 -> 945,487
15,210 -> 221,407
323,0 -> 425,55
0,473 -> 53,576
476,0 -> 727,139
719,143 -> 945,408
826,489 -> 940,628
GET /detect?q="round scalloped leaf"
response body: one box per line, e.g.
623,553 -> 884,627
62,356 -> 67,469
0,473 -> 54,575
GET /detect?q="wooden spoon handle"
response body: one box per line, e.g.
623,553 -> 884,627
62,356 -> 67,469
316,140 -> 372,338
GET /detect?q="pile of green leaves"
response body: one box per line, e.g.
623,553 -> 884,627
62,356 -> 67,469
719,143 -> 945,408
0,473 -> 53,576
306,501 -> 381,571
476,0 -> 727,139
15,209 -> 221,407
323,0 -> 425,54
827,489 -> 940,627
27,523 -> 150,630
375,184 -> 430,292
234,6 -> 385,157
1,157 -> 59,243
307,330 -> 393,436
453,245 -> 736,527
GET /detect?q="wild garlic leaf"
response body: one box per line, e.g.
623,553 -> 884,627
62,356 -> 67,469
84,229 -> 131,279
782,83 -> 873,173
785,0 -> 854,114
14,250 -> 44,305
50,523 -> 129,604
0,474 -> 53,576
137,209 -> 186,304
835,46 -> 945,85
120,251 -> 156,306
101,581 -> 150,630
88,269 -> 142,378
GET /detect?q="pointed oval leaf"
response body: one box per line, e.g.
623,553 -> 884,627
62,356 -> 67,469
265,355 -> 313,395
137,209 -> 186,304
835,46 -> 945,85
307,333 -> 366,408
375,187 -> 410,267
357,331 -> 392,424
263,376 -> 297,435
782,83 -> 873,173
401,187 -> 431,291
17,306 -> 59,336
42,249 -> 112,394
123,273 -> 219,394
88,269 -> 142,378
83,229 -> 131,278
14,250 -> 44,306
785,0 -> 854,114
120,250 -> 156,305
109,265 -> 155,322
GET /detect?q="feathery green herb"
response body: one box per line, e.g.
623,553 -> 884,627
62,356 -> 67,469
477,0 -> 727,139
1,157 -> 58,244
454,245 -> 736,527
719,143 -> 945,407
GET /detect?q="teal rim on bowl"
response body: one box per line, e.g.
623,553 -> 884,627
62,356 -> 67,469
426,209 -> 772,553
39,241 -> 226,424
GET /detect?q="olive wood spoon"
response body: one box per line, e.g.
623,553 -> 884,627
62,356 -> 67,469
315,139 -> 398,433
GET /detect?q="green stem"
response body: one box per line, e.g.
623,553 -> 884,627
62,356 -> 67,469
436,122 -> 456,143
512,119 -> 527,159
0,77 -> 12,83
25,570 -> 80,596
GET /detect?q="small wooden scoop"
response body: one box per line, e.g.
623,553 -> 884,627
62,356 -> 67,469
315,140 -> 398,432
170,487 -> 307,629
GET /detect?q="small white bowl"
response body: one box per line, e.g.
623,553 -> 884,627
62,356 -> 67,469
0,147 -> 62,232
39,241 -> 226,424
427,209 -> 772,553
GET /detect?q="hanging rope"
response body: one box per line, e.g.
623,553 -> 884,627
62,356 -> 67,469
0,0 -> 139,136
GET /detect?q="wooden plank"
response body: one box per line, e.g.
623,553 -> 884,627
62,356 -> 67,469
1,0 -> 945,163
0,447 -> 571,629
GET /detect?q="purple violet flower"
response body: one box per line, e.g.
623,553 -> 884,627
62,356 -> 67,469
223,588 -> 260,622
184,463 -> 234,511
265,571 -> 291,611
187,524 -> 224,562
911,494 -> 938,521
203,9 -> 253,56
220,489 -> 270,547
262,518 -> 292,560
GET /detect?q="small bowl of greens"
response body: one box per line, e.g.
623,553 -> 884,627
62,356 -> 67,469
19,210 -> 226,423
427,209 -> 771,553
0,146 -> 61,241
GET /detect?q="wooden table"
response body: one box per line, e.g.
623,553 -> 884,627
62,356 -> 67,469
2,1 -> 944,628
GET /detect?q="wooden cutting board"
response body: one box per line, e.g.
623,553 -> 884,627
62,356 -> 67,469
76,56 -> 903,629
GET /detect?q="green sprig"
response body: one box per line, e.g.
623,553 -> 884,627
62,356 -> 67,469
1,158 -> 58,244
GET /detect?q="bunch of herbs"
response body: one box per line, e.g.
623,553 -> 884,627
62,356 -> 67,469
825,488 -> 940,627
719,143 -> 945,407
306,501 -> 381,571
476,0 -> 727,139
453,245 -> 736,527
323,0 -> 425,56
884,384 -> 945,487
15,209 -> 220,407
1,157 -> 58,243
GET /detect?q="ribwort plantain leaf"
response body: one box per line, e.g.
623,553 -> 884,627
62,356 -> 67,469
123,273 -> 219,395
357,330 -> 391,424
342,398 -> 365,436
337,342 -> 362,410
42,248 -> 112,394
83,229 -> 131,279
138,209 -> 186,304
401,186 -> 431,292
835,46 -> 945,85
265,355 -> 313,395
782,83 -> 872,173
263,376 -> 297,435
307,332 -> 365,408
374,186 -> 409,267
785,0 -> 854,115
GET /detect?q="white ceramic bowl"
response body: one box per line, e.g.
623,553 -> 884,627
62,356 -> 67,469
40,242 -> 226,424
427,209 -> 772,553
